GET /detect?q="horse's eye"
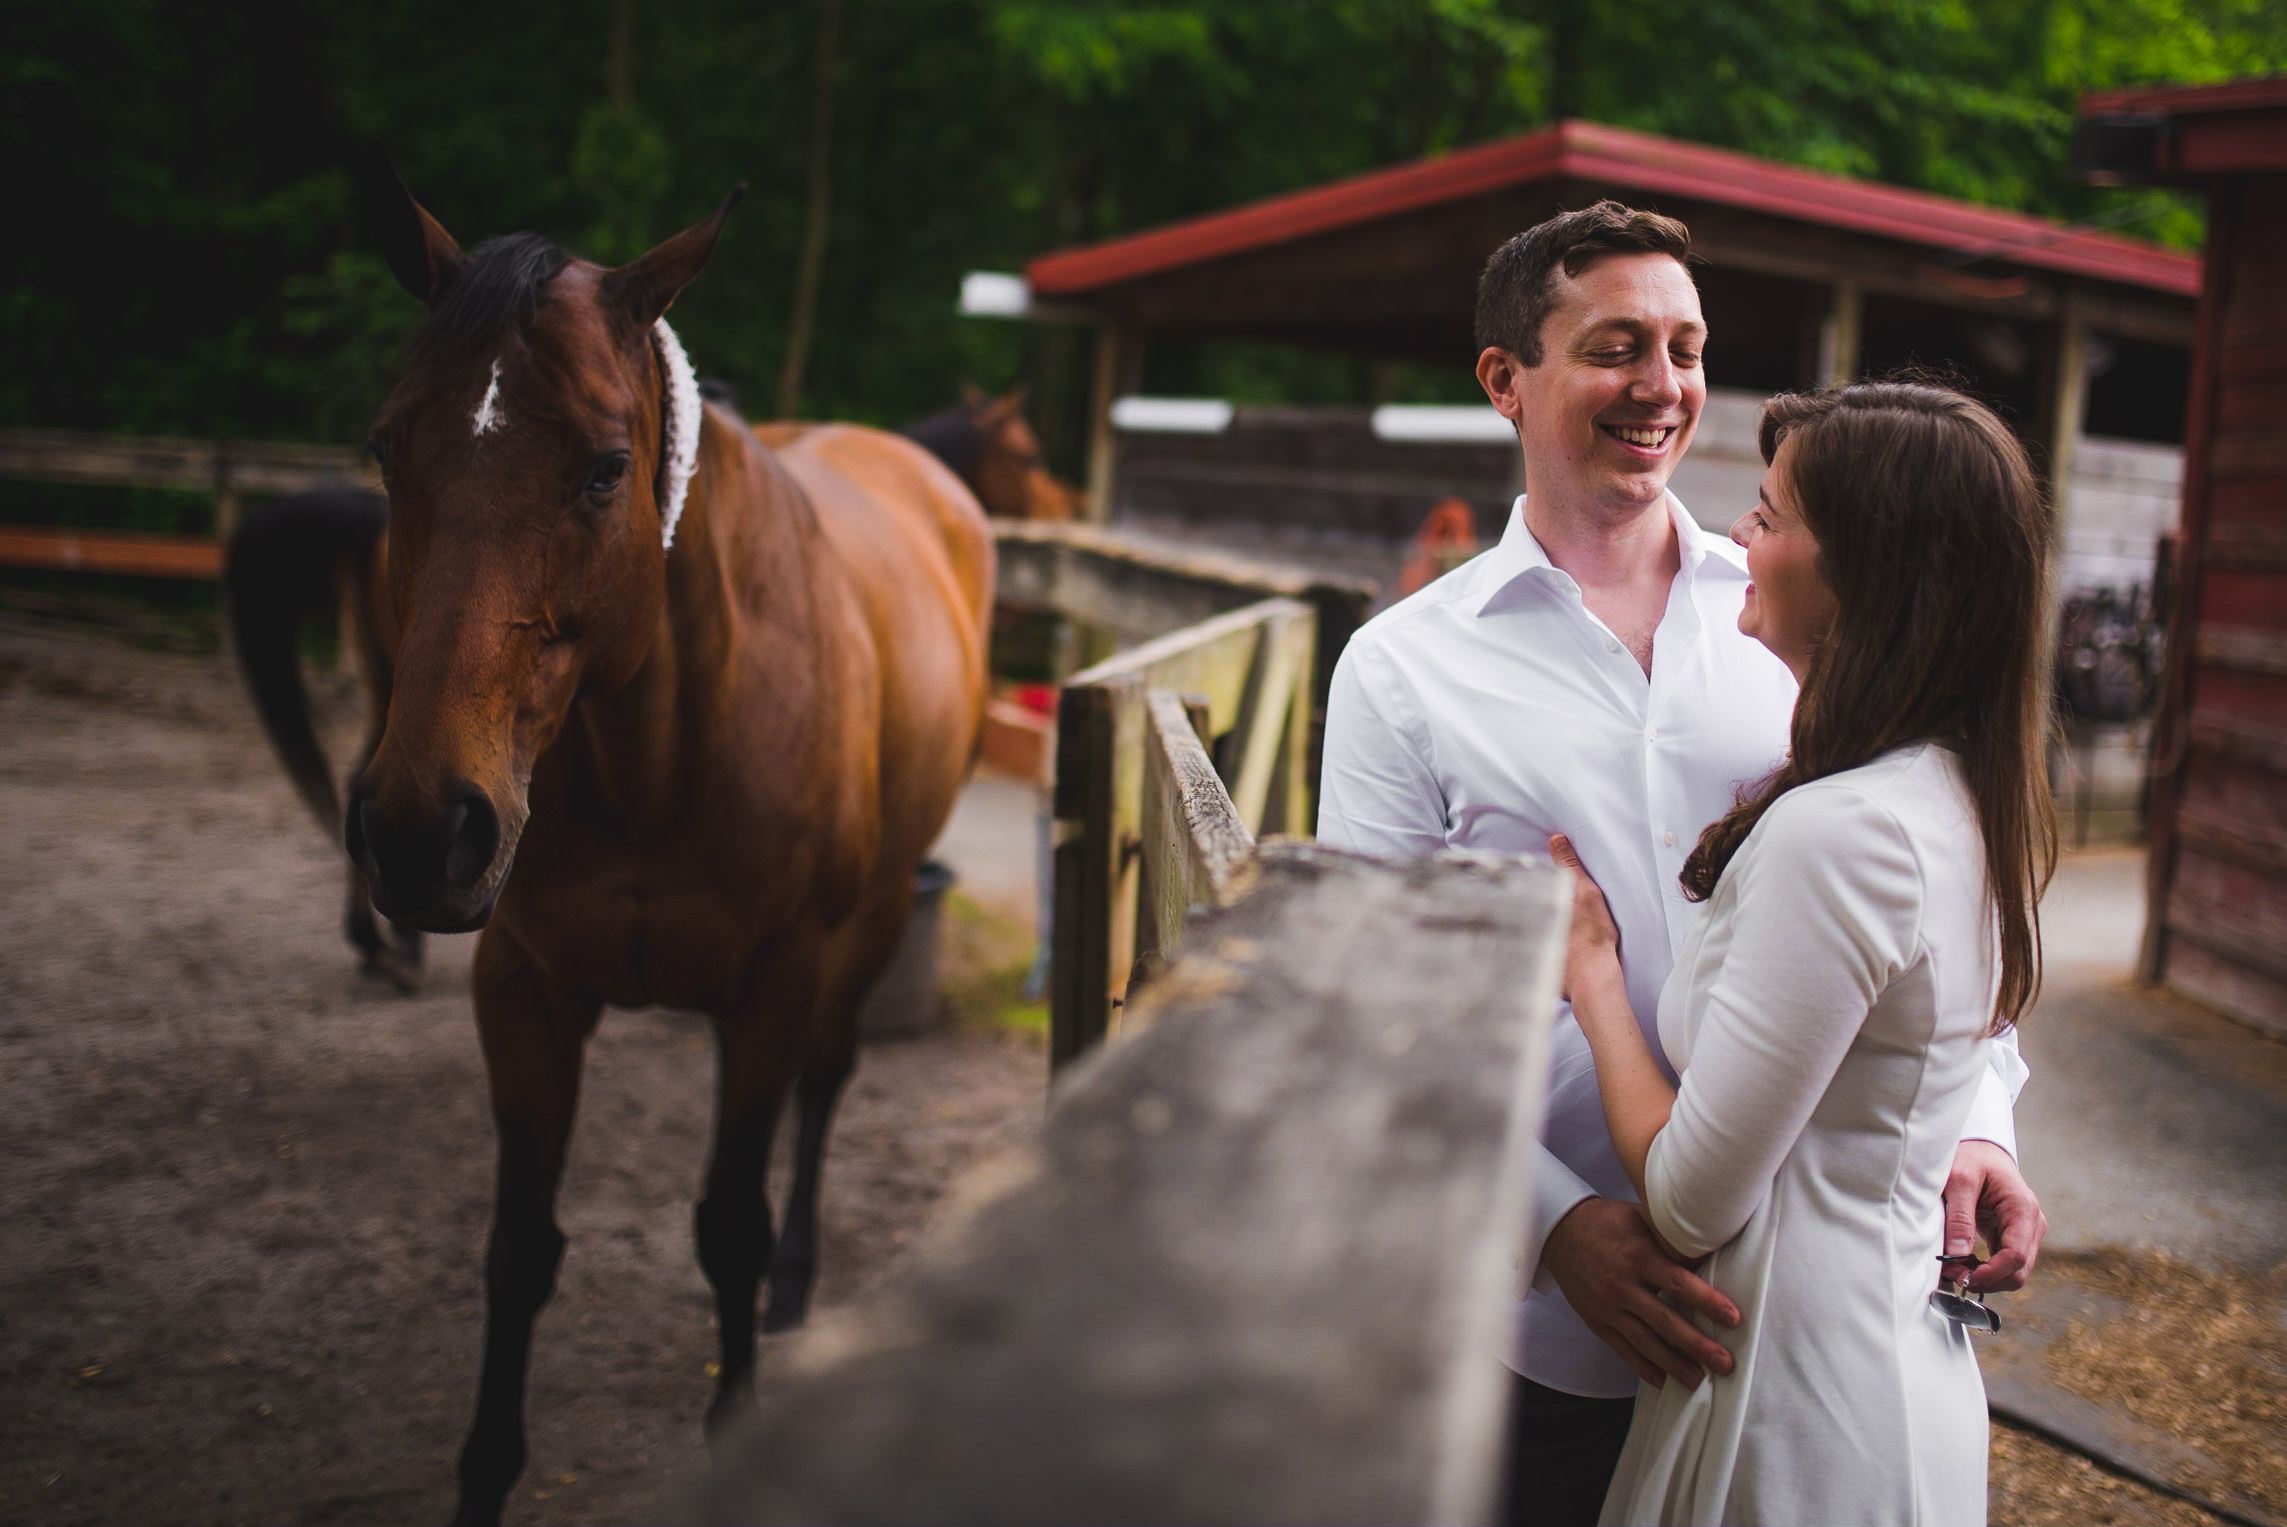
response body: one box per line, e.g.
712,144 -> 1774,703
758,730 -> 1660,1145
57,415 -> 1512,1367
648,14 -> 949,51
586,454 -> 630,497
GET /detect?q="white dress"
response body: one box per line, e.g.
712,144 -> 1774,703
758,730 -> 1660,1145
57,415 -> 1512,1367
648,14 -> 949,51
1600,743 -> 1994,1527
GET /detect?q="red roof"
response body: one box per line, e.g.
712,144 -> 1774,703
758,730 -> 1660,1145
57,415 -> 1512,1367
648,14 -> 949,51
2084,75 -> 2287,116
1026,119 -> 2198,300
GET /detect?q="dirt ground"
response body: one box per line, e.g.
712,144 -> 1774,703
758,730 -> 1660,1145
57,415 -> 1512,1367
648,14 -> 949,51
0,610 -> 2247,1527
0,614 -> 1044,1525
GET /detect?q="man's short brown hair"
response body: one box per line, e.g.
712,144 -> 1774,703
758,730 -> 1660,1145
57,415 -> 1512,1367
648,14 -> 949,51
1474,201 -> 1693,366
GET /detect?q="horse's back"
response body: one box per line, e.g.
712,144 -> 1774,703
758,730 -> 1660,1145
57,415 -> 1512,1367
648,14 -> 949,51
752,421 -> 992,631
746,421 -> 992,897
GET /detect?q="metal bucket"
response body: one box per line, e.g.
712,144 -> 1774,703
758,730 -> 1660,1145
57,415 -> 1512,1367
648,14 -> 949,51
857,859 -> 957,1041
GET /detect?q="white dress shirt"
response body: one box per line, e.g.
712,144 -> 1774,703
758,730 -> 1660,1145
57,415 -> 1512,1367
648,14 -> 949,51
1316,494 -> 2026,1398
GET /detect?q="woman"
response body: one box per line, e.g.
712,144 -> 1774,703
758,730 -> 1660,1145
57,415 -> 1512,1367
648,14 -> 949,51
1551,381 -> 2056,1526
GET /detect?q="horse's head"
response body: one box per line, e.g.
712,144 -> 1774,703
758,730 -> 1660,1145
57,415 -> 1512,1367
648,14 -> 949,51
346,174 -> 741,932
969,385 -> 1078,521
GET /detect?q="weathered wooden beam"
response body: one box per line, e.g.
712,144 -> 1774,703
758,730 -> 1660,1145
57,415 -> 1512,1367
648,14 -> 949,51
1134,687 -> 1257,989
2188,712 -> 2287,776
0,427 -> 371,497
2202,527 -> 2287,575
993,519 -> 1372,640
0,525 -> 225,580
1051,599 -> 1313,1063
693,842 -> 1569,1527
2195,624 -> 2287,678
1226,604 -> 1314,834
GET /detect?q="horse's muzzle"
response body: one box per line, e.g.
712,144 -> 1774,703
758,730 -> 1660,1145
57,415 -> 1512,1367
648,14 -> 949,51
346,776 -> 507,932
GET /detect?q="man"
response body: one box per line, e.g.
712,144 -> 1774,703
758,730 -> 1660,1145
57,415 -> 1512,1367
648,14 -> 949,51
1314,203 -> 2047,1526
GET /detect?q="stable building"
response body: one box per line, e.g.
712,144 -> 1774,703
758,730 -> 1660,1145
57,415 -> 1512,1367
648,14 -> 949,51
993,119 -> 2198,604
2078,77 -> 2287,1038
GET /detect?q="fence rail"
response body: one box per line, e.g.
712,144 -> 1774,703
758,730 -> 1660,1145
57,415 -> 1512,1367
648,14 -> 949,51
0,427 -> 375,554
695,841 -> 1568,1527
1050,595 -> 1318,1065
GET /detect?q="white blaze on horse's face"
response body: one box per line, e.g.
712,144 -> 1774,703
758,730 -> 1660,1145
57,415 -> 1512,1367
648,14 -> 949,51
471,357 -> 506,438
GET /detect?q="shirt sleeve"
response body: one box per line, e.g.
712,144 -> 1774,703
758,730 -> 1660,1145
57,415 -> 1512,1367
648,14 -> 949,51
1523,1142 -> 1602,1294
1645,785 -> 1923,1259
1313,637 -> 1449,858
1959,1027 -> 2026,1158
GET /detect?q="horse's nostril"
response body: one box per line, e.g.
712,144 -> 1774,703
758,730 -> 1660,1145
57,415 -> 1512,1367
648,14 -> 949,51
443,790 -> 500,889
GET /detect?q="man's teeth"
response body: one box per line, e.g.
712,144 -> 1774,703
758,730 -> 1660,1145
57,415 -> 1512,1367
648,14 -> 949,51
1611,426 -> 1671,447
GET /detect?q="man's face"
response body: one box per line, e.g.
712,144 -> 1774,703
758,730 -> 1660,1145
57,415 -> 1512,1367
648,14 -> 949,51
1478,252 -> 1707,522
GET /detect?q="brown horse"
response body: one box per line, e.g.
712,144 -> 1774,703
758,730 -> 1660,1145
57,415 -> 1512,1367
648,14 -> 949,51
901,382 -> 1081,520
317,177 -> 993,1525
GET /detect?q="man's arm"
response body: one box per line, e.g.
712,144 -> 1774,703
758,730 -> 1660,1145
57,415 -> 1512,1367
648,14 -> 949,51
1948,1028 -> 2046,1292
1318,646 -> 1738,1382
1313,642 -> 1450,857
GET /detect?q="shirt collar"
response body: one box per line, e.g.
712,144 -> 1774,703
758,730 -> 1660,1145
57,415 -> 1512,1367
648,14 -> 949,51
1472,491 -> 1744,617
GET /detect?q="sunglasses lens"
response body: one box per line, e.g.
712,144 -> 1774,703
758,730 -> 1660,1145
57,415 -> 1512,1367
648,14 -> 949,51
1928,1288 -> 2002,1333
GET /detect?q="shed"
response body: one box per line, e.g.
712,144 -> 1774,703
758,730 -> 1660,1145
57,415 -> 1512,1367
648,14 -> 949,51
1015,120 -> 2199,601
2077,77 -> 2287,1038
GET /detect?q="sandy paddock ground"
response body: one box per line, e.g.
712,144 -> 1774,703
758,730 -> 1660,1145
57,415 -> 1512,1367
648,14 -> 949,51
0,618 -> 1042,1525
0,614 -> 2234,1526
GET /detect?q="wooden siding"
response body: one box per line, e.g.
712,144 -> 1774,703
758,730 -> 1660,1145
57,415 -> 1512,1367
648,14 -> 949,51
2153,177 -> 2287,1037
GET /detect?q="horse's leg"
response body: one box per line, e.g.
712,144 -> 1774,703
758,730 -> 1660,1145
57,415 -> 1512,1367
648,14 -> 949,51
694,996 -> 812,1435
760,1012 -> 859,1334
762,890 -> 909,1334
452,927 -> 600,1527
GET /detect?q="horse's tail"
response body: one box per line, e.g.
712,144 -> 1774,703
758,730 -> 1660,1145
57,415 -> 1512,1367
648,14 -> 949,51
224,487 -> 389,839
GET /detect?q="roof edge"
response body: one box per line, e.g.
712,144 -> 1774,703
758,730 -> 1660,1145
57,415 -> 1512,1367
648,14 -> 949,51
2083,74 -> 2287,117
1025,118 -> 2199,302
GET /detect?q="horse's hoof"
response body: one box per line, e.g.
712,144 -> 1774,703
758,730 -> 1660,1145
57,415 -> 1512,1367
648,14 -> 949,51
760,1287 -> 812,1334
704,1379 -> 754,1443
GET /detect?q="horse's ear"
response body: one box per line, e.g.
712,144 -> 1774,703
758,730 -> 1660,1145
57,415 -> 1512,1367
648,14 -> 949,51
352,144 -> 465,303
606,183 -> 746,328
958,379 -> 985,407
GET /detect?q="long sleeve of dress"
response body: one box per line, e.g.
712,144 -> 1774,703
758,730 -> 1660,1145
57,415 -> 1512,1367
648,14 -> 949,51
1645,782 -> 1925,1260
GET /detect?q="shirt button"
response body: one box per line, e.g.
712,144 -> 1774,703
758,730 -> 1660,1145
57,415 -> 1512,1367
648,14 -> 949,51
1646,726 -> 1660,741
1664,831 -> 1677,846
1605,638 -> 1620,653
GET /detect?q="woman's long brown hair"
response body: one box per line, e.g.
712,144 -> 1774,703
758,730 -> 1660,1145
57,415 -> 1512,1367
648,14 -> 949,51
1680,381 -> 2059,1031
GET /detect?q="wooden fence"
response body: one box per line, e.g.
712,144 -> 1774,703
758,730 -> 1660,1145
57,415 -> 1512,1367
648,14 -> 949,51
694,840 -> 1569,1526
0,431 -> 1380,1075
0,427 -> 374,572
1050,595 -> 1316,1065
990,521 -> 1375,1069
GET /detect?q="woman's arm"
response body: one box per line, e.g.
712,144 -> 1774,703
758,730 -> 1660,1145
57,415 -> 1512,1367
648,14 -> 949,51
1551,834 -> 1675,1206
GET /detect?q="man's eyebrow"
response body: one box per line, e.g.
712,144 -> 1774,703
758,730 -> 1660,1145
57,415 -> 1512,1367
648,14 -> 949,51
1575,315 -> 1708,337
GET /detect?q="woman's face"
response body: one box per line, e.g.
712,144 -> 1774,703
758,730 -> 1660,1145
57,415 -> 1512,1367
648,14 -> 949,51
1731,435 -> 1838,681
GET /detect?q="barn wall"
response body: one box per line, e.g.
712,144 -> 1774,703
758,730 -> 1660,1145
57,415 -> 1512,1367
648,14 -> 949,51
2156,178 -> 2287,1038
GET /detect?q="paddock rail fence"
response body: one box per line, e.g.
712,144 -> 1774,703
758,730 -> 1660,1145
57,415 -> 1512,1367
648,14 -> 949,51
693,838 -> 1569,1526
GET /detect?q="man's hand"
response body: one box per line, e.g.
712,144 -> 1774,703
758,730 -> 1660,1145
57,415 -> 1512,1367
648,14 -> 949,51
1944,1139 -> 2047,1293
1541,1197 -> 1739,1389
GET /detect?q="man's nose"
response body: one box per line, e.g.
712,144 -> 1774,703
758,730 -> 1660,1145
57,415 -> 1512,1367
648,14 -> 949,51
1632,352 -> 1684,407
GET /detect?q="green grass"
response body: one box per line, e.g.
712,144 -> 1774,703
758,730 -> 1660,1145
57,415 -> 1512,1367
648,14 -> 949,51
937,889 -> 1047,1040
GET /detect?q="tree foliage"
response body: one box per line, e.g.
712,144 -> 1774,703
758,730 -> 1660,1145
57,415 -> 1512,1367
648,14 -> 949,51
2,0 -> 2281,457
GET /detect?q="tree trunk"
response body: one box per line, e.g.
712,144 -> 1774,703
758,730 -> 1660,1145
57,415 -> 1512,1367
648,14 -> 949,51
608,0 -> 634,108
777,0 -> 842,419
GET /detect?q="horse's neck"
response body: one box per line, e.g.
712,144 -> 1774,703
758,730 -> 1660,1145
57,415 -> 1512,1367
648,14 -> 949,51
566,424 -> 822,814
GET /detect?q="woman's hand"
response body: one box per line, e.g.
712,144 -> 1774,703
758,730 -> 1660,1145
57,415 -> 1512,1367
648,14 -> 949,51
1551,833 -> 1621,999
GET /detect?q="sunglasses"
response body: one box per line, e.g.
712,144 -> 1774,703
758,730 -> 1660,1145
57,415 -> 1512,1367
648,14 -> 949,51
1929,1254 -> 2002,1334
